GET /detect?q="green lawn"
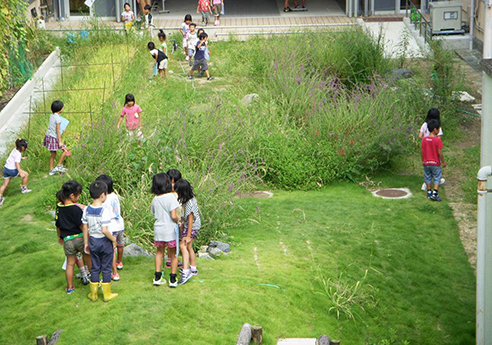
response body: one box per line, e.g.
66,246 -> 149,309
0,173 -> 475,344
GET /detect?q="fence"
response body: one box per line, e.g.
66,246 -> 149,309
405,0 -> 433,44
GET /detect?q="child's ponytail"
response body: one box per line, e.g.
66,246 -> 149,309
56,180 -> 83,204
158,29 -> 166,40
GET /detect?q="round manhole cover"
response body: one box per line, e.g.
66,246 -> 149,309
372,188 -> 412,199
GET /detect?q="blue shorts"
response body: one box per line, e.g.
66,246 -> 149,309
423,165 -> 442,185
3,167 -> 19,179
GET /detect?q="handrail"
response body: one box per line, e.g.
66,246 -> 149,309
406,0 -> 432,43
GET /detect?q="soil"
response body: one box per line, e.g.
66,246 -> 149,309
0,86 -> 21,113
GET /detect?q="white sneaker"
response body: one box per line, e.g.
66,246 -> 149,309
169,279 -> 178,288
153,277 -> 166,286
49,167 -> 59,176
21,188 -> 32,194
57,165 -> 68,173
0,196 -> 4,207
178,272 -> 192,285
191,269 -> 198,276
185,56 -> 189,61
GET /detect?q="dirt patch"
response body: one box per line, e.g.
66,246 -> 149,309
236,191 -> 273,199
0,86 -> 21,112
21,214 -> 33,222
449,202 -> 477,268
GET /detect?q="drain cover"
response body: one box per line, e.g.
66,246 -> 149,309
372,188 -> 412,199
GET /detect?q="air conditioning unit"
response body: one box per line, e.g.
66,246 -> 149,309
429,1 -> 465,34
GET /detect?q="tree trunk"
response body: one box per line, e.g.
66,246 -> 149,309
36,336 -> 48,345
237,323 -> 252,345
252,325 -> 263,344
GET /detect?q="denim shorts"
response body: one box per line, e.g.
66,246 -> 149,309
3,167 -> 19,179
423,165 -> 442,185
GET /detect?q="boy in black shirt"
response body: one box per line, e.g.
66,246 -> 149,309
55,181 -> 89,294
148,41 -> 168,79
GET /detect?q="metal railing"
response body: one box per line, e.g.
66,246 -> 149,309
405,0 -> 432,43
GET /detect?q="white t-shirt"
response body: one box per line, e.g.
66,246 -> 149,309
121,11 -> 134,24
420,122 -> 443,138
102,193 -> 125,233
46,113 -> 62,138
5,149 -> 21,170
144,13 -> 153,28
151,194 -> 180,242
181,22 -> 190,37
187,32 -> 199,50
82,205 -> 111,239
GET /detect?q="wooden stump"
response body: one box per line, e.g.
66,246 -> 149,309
330,339 -> 341,345
36,336 -> 48,345
252,325 -> 263,344
317,335 -> 330,345
237,323 -> 252,345
47,330 -> 63,345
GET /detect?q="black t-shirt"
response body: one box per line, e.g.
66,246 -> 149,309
55,203 -> 83,239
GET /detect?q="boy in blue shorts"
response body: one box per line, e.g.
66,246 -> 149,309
421,119 -> 446,202
83,181 -> 118,302
0,139 -> 31,207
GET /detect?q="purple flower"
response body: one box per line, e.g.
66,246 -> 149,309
228,183 -> 234,192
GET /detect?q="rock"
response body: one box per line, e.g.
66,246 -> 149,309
207,247 -> 223,257
198,252 -> 215,260
45,210 -> 56,219
209,241 -> 231,253
317,335 -> 331,345
241,93 -> 259,106
452,91 -> 476,103
236,323 -> 252,345
390,68 -> 414,80
123,243 -> 153,257
169,70 -> 174,74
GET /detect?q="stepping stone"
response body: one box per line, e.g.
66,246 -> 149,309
277,339 -> 316,345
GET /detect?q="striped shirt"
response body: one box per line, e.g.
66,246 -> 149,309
82,205 -> 111,239
184,197 -> 201,231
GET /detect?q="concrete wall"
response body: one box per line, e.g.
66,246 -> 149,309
94,0 -> 116,17
27,0 -> 42,20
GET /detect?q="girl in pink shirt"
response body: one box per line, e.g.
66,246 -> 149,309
117,94 -> 142,137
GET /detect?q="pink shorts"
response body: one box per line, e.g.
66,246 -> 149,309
154,240 -> 176,248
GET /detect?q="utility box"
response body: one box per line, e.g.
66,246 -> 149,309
429,1 -> 464,34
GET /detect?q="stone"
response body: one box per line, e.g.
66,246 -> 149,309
207,247 -> 223,257
452,91 -> 476,103
389,68 -> 414,80
209,241 -> 231,253
45,210 -> 56,219
123,243 -> 153,257
198,252 -> 215,260
241,93 -> 259,106
316,335 -> 331,345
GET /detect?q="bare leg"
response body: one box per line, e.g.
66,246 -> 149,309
169,247 -> 177,274
155,246 -> 165,273
57,150 -> 68,167
433,184 -> 439,192
205,70 -> 211,78
180,240 -> 190,270
117,246 -> 123,262
76,257 -> 84,269
66,255 -> 77,288
426,183 -> 431,190
49,151 -> 57,171
112,249 -> 118,274
20,171 -> 29,186
284,0 -> 290,7
164,68 -> 167,80
187,240 -> 196,267
0,178 -> 11,196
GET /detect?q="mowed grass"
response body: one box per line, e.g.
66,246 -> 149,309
0,172 -> 475,344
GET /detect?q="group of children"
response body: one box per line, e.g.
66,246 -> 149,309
52,168 -> 201,301
148,15 -> 214,81
419,108 -> 446,202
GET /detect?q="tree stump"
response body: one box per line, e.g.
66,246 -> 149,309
317,335 -> 330,345
237,323 -> 252,345
330,340 -> 341,345
47,330 -> 63,345
36,336 -> 48,345
252,325 -> 263,344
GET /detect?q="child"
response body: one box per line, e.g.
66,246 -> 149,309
43,100 -> 68,176
422,119 -> 446,202
176,179 -> 201,285
188,32 -> 214,81
121,3 -> 134,31
165,169 -> 183,269
55,181 -> 91,293
151,173 -> 180,287
148,41 -> 168,80
180,14 -> 192,55
419,108 -> 443,138
186,23 -> 199,65
0,139 -> 30,207
212,0 -> 223,26
83,181 -> 118,302
96,174 -> 125,281
143,4 -> 154,35
196,0 -> 212,26
117,94 -> 143,139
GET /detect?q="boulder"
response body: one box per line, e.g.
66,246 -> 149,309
198,252 -> 215,260
241,93 -> 259,106
317,335 -> 331,345
209,241 -> 231,253
207,247 -> 223,257
45,210 -> 56,219
123,243 -> 153,257
390,68 -> 414,80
